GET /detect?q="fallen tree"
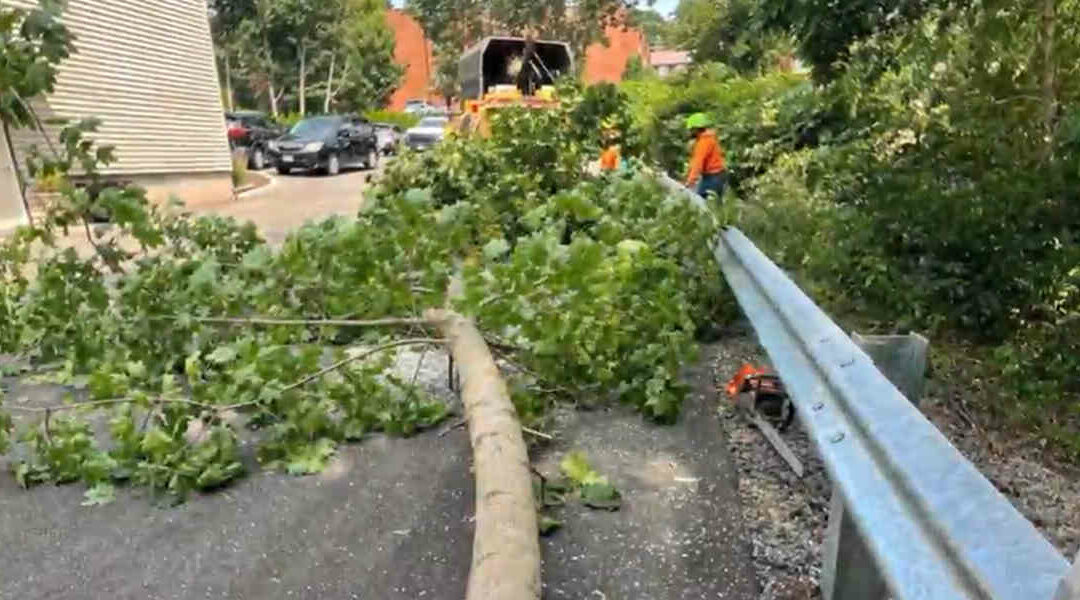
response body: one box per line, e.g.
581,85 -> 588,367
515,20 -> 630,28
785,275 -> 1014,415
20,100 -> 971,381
428,308 -> 541,600
0,86 -> 727,600
0,98 -> 723,498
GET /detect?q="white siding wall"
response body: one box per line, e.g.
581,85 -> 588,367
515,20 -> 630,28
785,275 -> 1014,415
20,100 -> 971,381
9,0 -> 231,176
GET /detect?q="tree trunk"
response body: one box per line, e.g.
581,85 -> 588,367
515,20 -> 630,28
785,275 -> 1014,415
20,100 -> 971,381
424,308 -> 541,600
299,42 -> 307,117
1040,0 -> 1057,160
224,52 -> 235,112
257,1 -> 278,118
268,77 -> 280,117
1036,0 -> 1054,159
324,53 -> 336,114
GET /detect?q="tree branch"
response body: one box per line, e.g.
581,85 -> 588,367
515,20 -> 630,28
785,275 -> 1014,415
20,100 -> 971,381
82,218 -> 126,275
151,316 -> 429,328
263,338 -> 445,401
10,89 -> 61,161
9,339 -> 445,416
8,397 -> 219,415
42,408 -> 53,446
522,426 -> 553,440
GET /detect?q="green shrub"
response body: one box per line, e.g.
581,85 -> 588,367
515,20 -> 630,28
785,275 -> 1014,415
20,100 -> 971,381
364,109 -> 420,129
626,66 -> 823,189
623,7 -> 1080,455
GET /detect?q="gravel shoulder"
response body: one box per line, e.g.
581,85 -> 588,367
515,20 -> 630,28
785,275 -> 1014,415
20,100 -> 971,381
712,329 -> 1080,600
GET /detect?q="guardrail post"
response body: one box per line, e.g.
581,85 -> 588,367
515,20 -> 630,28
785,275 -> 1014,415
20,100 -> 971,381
1055,552 -> 1080,600
822,333 -> 929,599
850,333 -> 929,408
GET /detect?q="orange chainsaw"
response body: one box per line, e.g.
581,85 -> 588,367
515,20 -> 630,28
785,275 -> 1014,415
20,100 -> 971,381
725,364 -> 796,432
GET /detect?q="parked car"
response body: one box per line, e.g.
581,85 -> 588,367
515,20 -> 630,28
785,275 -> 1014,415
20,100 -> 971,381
404,116 -> 449,152
403,100 -> 437,114
373,123 -> 402,155
267,115 -> 379,176
225,111 -> 283,170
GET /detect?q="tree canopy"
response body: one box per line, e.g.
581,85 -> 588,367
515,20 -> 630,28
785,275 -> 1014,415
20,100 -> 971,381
629,8 -> 675,48
208,0 -> 402,116
632,0 -> 1080,456
0,0 -> 74,129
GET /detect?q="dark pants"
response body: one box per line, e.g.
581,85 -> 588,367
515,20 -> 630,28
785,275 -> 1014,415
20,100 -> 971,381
696,172 -> 727,201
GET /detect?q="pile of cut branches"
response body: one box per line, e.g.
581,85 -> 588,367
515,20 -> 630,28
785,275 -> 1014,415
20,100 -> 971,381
0,88 -> 724,509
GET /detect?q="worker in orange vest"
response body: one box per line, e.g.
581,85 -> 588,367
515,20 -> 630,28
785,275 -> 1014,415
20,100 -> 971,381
684,113 -> 727,200
599,116 -> 623,173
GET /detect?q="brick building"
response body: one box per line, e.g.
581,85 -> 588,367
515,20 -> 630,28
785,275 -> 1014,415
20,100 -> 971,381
583,22 -> 649,84
650,49 -> 692,77
384,10 -> 442,112
384,10 -> 648,111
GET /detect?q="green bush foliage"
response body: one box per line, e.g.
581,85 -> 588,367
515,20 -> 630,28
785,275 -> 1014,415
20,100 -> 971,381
363,109 -> 421,129
626,2 -> 1080,456
627,66 -> 829,190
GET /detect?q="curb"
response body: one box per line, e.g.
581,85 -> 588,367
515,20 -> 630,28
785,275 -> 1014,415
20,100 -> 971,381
236,172 -> 278,199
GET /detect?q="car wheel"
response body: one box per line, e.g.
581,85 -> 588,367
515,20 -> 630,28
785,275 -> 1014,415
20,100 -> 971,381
326,153 -> 341,176
250,147 -> 266,170
277,166 -> 290,175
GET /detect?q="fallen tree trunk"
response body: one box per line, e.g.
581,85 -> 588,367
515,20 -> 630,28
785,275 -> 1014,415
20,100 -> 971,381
425,308 -> 541,600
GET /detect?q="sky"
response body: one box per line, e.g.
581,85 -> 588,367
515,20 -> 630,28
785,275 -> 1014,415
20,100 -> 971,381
650,0 -> 679,17
388,1 -> 680,18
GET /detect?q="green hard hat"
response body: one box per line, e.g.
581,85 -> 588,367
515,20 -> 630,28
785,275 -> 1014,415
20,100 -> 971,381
685,113 -> 711,129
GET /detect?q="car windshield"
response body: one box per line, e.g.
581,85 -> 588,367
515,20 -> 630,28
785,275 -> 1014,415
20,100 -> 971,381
289,117 -> 339,138
418,117 -> 447,128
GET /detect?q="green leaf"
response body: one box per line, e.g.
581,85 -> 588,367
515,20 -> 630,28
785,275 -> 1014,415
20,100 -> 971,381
404,187 -> 433,206
241,246 -> 272,271
539,479 -> 570,508
13,463 -> 34,489
581,482 -> 622,511
539,514 -> 563,536
140,428 -> 176,460
187,258 -> 220,289
81,482 -> 117,507
285,438 -> 337,476
195,462 -> 243,490
559,451 -> 606,487
482,238 -> 511,261
124,361 -> 147,379
206,345 -> 238,365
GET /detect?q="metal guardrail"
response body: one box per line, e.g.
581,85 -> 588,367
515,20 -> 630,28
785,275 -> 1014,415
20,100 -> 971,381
655,173 -> 1077,600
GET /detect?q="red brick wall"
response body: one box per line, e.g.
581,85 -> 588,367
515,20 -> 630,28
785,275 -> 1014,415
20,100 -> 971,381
583,23 -> 649,84
385,10 -> 438,112
384,11 -> 648,109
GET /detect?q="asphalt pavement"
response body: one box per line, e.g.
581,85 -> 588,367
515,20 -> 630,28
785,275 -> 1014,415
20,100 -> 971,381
201,167 -> 374,244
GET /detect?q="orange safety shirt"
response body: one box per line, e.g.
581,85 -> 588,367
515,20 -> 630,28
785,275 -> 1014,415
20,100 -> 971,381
684,129 -> 726,185
600,146 -> 621,171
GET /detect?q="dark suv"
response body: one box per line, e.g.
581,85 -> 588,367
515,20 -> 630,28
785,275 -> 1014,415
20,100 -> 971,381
225,111 -> 283,170
268,115 -> 379,176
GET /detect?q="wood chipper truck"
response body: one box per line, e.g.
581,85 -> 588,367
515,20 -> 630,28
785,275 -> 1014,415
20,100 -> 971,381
453,37 -> 574,136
